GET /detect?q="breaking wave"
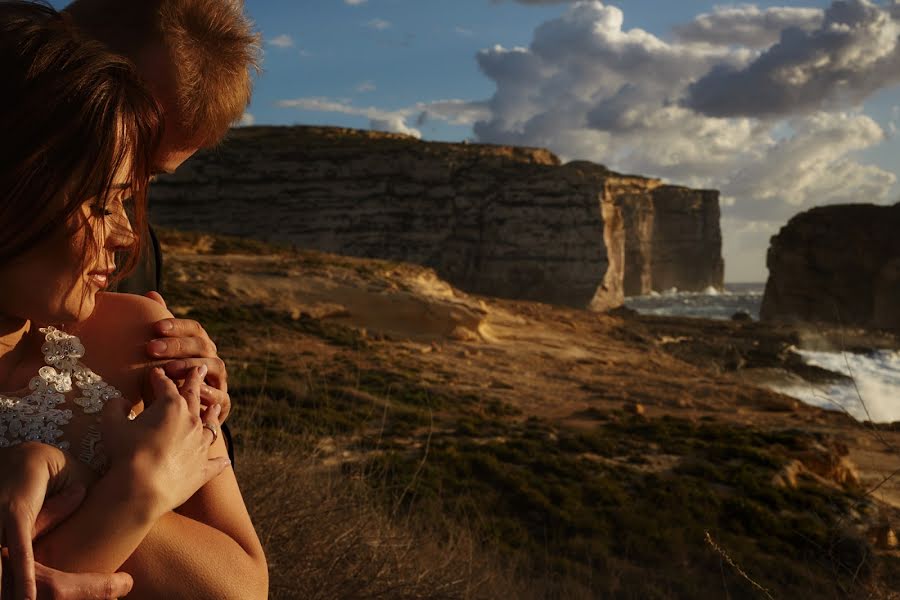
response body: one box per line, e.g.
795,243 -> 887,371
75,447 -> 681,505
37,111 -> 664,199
774,349 -> 900,423
626,283 -> 899,423
625,283 -> 764,320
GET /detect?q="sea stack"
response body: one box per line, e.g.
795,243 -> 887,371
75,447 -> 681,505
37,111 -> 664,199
761,203 -> 900,330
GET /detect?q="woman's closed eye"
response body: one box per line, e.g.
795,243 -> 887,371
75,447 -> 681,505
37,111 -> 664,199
90,203 -> 114,218
90,195 -> 132,219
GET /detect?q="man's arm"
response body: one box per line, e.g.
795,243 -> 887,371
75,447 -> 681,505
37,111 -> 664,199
115,226 -> 232,424
32,369 -> 229,576
121,435 -> 267,600
143,292 -> 235,464
144,295 -> 231,422
0,443 -> 134,600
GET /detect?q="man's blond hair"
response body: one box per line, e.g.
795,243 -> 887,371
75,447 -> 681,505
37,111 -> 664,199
66,0 -> 260,148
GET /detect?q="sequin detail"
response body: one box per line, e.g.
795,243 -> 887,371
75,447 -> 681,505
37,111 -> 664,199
0,327 -> 122,468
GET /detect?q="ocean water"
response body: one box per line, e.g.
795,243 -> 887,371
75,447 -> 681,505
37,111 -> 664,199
625,284 -> 900,423
774,350 -> 900,423
624,283 -> 765,320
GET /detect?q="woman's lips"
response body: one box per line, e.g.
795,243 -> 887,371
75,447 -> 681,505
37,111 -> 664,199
88,269 -> 115,288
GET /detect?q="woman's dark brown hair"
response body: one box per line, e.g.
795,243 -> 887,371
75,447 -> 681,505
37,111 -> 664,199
0,0 -> 162,279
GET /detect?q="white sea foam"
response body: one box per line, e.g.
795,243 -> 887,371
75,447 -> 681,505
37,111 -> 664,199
625,283 -> 764,320
625,286 -> 899,423
773,350 -> 900,423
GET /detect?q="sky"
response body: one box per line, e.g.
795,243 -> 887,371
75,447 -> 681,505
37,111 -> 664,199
56,0 -> 900,283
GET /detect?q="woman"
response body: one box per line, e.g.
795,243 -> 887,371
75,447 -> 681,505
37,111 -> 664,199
0,2 -> 267,598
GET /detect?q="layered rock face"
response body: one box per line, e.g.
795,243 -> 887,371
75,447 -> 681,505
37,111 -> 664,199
150,126 -> 723,309
615,185 -> 724,296
761,204 -> 900,330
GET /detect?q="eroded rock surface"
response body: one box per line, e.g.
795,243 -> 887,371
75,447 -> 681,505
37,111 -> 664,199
762,204 -> 900,329
150,126 -> 723,308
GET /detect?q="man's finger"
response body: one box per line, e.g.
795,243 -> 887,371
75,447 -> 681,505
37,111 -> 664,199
162,357 -> 227,392
145,291 -> 167,309
34,484 -> 86,539
148,335 -> 217,360
35,563 -> 134,600
199,385 -> 231,424
151,317 -> 210,342
7,514 -> 36,600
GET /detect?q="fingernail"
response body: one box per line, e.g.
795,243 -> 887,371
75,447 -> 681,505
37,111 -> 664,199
149,340 -> 168,355
199,364 -> 209,378
158,320 -> 174,333
212,404 -> 222,416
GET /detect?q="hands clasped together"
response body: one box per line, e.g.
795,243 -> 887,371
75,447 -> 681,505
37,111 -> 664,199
0,297 -> 230,600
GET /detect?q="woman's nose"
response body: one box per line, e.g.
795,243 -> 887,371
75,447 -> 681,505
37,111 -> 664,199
105,209 -> 137,252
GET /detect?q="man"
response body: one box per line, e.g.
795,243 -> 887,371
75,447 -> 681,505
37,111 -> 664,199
0,1 -> 259,597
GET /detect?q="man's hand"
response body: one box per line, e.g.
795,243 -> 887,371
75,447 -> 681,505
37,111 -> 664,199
3,558 -> 133,600
0,444 -> 133,600
0,443 -> 71,600
145,291 -> 231,422
34,564 -> 133,600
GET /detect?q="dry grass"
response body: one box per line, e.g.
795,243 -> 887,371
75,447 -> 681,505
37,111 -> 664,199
237,446 -> 532,600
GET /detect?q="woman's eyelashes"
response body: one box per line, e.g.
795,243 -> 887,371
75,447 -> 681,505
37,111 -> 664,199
90,195 -> 132,219
91,203 -> 114,218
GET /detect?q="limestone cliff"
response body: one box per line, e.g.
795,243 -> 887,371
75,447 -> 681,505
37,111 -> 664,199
150,126 -> 723,309
761,203 -> 900,330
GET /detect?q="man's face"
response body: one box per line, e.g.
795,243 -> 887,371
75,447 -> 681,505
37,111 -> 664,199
153,125 -> 199,176
154,146 -> 198,176
139,46 -> 201,176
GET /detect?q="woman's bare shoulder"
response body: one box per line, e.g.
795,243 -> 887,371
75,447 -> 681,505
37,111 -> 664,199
75,292 -> 173,376
92,292 -> 174,328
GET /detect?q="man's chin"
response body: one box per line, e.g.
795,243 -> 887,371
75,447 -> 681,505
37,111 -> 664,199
155,146 -> 199,174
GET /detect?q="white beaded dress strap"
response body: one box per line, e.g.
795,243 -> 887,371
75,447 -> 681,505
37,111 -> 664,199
0,327 -> 122,470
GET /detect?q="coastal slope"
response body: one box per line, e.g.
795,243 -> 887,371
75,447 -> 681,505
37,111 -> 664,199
159,229 -> 900,599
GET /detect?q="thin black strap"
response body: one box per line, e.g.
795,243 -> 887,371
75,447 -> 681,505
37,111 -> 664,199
221,422 -> 236,465
148,225 -> 164,294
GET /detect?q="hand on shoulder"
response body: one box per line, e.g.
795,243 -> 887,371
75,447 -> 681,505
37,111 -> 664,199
92,292 -> 175,332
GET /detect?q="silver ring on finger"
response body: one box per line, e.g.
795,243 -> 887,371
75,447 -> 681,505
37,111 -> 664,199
203,422 -> 219,445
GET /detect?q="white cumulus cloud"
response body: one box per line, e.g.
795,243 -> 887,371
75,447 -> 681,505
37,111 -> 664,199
674,5 -> 824,48
236,112 -> 256,127
279,0 -> 899,281
686,0 -> 900,118
468,0 -> 898,281
277,97 -> 493,139
267,34 -> 295,49
365,18 -> 391,31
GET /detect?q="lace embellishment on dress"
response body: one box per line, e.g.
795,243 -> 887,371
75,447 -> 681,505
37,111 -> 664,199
0,327 -> 123,468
